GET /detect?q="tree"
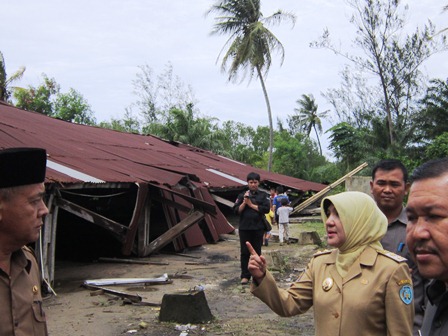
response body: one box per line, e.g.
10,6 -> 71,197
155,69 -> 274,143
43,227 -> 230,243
54,88 -> 96,125
327,122 -> 373,171
273,130 -> 327,182
14,74 -> 95,125
98,108 -> 141,133
219,120 -> 260,163
132,62 -> 197,124
145,104 -> 226,153
208,0 -> 296,171
425,132 -> 448,160
313,0 -> 448,151
290,94 -> 329,155
0,51 -> 25,103
14,74 -> 59,115
417,78 -> 448,142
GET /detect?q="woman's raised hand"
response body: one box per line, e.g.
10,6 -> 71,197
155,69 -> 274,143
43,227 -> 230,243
246,241 -> 267,284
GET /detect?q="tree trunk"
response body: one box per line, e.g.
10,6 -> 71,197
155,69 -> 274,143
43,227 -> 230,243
256,66 -> 273,172
313,125 -> 323,155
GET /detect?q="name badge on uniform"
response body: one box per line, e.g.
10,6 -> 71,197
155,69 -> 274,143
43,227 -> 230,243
322,277 -> 333,291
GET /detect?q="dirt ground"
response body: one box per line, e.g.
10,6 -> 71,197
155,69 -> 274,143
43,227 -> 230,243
43,226 -> 321,336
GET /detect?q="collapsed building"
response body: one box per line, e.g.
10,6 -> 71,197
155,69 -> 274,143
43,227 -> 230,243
0,101 -> 326,286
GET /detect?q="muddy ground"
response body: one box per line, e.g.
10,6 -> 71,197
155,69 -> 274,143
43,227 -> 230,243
43,227 -> 321,336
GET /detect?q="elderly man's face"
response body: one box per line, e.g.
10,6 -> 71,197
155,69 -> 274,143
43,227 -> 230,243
0,183 -> 48,250
406,173 -> 448,282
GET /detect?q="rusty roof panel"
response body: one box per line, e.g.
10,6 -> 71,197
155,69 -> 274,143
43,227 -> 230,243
0,102 -> 327,192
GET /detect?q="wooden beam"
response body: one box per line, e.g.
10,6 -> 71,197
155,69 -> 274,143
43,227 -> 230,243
142,211 -> 205,256
122,183 -> 148,255
292,162 -> 368,215
149,183 -> 217,215
55,197 -> 128,237
211,194 -> 235,208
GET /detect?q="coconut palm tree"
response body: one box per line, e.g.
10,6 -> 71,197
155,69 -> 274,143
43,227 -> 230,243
0,51 -> 25,102
293,94 -> 329,155
208,0 -> 295,171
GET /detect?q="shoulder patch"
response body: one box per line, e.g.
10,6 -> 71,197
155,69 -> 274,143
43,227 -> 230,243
313,249 -> 333,257
377,249 -> 407,263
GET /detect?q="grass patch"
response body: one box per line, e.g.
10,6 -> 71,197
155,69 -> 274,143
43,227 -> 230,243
290,221 -> 326,241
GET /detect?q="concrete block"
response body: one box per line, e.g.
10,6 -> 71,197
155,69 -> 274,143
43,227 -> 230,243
159,290 -> 213,323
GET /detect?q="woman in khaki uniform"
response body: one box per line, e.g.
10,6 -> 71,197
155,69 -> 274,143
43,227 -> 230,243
248,191 -> 414,336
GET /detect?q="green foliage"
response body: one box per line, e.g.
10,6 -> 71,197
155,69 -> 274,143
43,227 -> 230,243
272,130 -> 328,183
208,0 -> 296,171
417,78 -> 448,142
13,74 -> 95,125
327,122 -> 369,171
289,93 -> 329,155
144,104 -> 226,153
98,109 -> 141,133
132,62 -> 197,124
14,74 -> 58,115
425,132 -> 448,159
219,120 -> 262,163
54,88 -> 96,125
208,0 -> 295,83
314,0 -> 448,156
0,51 -> 25,103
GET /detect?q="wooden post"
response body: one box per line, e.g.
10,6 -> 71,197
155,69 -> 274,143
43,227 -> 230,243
292,162 -> 368,215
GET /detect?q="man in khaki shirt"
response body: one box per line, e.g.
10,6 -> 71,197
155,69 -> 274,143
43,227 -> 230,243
0,148 -> 49,335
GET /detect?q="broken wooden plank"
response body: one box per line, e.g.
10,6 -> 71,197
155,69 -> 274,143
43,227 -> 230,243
149,183 -> 217,215
122,183 -> 148,255
168,273 -> 194,279
142,210 -> 205,256
163,252 -> 202,259
98,257 -> 168,266
55,197 -> 128,236
185,262 -> 209,266
83,284 -> 143,303
292,162 -> 368,215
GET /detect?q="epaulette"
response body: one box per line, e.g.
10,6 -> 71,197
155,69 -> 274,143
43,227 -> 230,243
377,250 -> 407,263
313,249 -> 333,257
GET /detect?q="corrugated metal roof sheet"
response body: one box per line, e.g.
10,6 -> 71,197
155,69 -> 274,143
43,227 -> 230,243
0,101 -> 326,192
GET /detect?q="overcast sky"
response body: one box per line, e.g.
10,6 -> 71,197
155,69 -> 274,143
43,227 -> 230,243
2,1 -> 447,157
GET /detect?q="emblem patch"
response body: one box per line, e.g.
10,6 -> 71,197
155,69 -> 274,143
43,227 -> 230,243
399,285 -> 413,305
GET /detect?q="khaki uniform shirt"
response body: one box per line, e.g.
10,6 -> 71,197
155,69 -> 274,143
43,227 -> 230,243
252,246 -> 414,336
0,247 -> 48,336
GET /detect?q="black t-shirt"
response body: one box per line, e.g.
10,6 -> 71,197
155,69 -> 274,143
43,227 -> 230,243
233,190 -> 270,230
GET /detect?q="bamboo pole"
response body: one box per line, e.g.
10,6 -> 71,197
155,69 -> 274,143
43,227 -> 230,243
291,162 -> 368,215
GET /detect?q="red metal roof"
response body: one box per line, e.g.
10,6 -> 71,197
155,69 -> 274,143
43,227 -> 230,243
0,101 -> 326,192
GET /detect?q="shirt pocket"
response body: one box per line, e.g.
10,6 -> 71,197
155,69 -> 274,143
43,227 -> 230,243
32,300 -> 47,323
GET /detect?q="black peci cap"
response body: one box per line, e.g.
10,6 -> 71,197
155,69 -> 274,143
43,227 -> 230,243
0,148 -> 47,188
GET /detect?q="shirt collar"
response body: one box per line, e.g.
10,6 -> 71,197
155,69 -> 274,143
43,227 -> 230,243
427,279 -> 448,305
324,246 -> 377,266
11,248 -> 32,274
389,206 -> 407,226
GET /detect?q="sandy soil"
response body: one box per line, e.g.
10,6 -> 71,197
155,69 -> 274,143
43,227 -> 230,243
43,229 -> 320,336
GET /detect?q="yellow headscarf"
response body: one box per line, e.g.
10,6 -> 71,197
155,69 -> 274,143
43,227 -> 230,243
320,191 -> 387,278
